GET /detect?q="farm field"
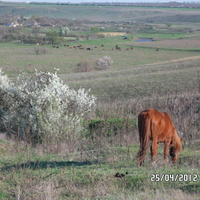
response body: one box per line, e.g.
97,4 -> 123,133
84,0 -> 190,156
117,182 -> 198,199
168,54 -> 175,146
0,2 -> 200,200
1,34 -> 200,100
1,2 -> 200,23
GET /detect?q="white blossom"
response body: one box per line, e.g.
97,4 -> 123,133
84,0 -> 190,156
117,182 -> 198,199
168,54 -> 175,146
0,68 -> 12,89
0,69 -> 96,142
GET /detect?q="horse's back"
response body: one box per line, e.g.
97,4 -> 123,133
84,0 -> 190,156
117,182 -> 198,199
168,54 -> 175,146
138,109 -> 163,123
139,109 -> 173,125
138,109 -> 175,140
138,109 -> 161,138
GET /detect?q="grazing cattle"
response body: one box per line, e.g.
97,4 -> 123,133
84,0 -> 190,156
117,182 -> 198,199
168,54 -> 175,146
115,44 -> 121,51
86,48 -> 92,50
78,45 -> 84,49
156,48 -> 159,51
138,109 -> 182,166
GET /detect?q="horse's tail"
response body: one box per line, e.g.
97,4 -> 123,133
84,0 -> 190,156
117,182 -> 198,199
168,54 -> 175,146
138,111 -> 151,166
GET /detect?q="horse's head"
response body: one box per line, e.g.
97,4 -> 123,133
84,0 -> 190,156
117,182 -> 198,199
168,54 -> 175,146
170,136 -> 182,163
170,130 -> 182,163
170,146 -> 178,163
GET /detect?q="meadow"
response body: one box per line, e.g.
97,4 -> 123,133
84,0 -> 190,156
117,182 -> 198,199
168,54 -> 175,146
0,2 -> 200,199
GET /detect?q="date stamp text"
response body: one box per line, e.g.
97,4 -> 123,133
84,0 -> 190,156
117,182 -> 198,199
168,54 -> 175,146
150,173 -> 198,182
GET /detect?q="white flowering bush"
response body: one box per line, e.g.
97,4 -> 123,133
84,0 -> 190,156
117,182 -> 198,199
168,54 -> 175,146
95,56 -> 113,70
0,68 -> 13,129
0,68 -> 12,89
0,68 -> 96,144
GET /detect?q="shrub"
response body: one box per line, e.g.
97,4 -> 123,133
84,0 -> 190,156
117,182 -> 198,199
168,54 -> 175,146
0,68 -> 96,144
85,118 -> 137,137
34,47 -> 47,55
95,56 -> 113,70
74,61 -> 92,73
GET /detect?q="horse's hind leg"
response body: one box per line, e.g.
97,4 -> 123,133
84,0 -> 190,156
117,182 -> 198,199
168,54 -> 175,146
138,143 -> 146,166
150,139 -> 158,163
138,152 -> 144,166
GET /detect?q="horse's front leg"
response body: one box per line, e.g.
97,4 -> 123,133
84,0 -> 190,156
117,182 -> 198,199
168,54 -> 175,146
150,139 -> 158,163
164,140 -> 170,162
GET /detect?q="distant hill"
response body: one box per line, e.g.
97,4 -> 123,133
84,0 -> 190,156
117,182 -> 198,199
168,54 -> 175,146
0,2 -> 200,24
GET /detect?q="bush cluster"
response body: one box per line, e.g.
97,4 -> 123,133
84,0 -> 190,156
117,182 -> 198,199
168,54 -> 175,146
95,56 -> 113,70
0,68 -> 96,144
74,61 -> 92,73
85,118 -> 137,137
34,47 -> 48,55
75,56 -> 113,73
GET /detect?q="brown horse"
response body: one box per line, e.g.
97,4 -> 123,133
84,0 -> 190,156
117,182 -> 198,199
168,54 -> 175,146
138,109 -> 182,166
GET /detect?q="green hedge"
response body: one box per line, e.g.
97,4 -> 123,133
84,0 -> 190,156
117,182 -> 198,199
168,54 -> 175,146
84,118 -> 137,137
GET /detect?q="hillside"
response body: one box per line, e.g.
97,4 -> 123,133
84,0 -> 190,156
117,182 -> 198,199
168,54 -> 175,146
0,2 -> 200,25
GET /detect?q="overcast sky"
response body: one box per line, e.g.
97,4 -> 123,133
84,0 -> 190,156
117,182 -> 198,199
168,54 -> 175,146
1,0 -> 195,3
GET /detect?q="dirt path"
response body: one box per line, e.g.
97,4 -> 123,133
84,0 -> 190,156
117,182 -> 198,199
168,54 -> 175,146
145,55 -> 200,66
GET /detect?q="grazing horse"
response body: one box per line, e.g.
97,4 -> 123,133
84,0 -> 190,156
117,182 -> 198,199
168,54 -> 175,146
138,109 -> 182,166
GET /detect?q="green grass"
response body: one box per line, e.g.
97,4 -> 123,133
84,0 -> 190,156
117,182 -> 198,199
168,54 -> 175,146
133,32 -> 192,40
62,58 -> 200,100
0,138 -> 199,199
1,32 -> 200,100
1,33 -> 200,77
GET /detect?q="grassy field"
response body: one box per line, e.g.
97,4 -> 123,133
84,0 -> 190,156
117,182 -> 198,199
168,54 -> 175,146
0,3 -> 200,200
0,134 -> 200,199
1,33 -> 200,100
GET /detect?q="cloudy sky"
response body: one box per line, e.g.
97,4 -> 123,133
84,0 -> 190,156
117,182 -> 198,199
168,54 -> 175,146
70,0 -> 189,2
1,0 -> 191,3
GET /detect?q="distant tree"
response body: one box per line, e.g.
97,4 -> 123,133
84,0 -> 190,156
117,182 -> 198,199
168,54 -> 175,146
91,26 -> 100,33
166,23 -> 172,28
32,27 -> 40,34
30,15 -> 43,23
59,26 -> 70,36
46,31 -> 59,45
